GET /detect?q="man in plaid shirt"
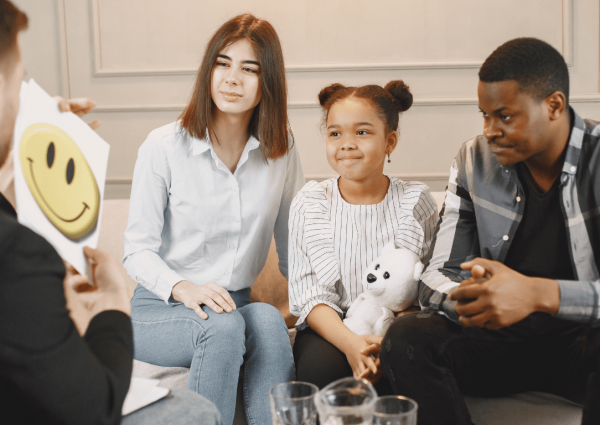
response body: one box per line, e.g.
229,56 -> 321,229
380,38 -> 600,425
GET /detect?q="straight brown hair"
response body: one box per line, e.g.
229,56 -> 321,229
179,14 -> 292,161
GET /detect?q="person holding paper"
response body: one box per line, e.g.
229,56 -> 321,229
0,1 -> 221,424
123,13 -> 304,425
380,38 -> 600,425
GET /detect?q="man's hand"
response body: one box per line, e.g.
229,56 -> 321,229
171,281 -> 236,320
54,96 -> 101,130
342,334 -> 383,381
449,258 -> 560,330
63,248 -> 131,335
63,261 -> 93,335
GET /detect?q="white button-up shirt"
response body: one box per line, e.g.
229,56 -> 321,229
123,122 -> 305,303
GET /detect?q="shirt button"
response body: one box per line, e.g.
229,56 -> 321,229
570,166 -> 576,172
233,217 -> 240,222
503,235 -> 509,241
516,196 -> 521,202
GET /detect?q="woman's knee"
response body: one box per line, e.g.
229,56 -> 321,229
240,302 -> 288,338
206,308 -> 246,342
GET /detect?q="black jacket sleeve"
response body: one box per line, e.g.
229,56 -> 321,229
0,212 -> 133,425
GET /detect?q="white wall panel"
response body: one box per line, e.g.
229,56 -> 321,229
93,0 -> 566,73
13,0 -> 600,197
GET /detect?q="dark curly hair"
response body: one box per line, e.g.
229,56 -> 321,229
318,80 -> 413,133
479,37 -> 569,106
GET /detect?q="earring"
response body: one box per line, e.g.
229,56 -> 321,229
387,152 -> 391,163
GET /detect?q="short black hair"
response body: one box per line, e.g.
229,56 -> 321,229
479,37 -> 569,106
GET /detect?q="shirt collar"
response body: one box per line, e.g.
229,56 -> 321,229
562,107 -> 585,175
190,133 -> 211,156
188,131 -> 261,157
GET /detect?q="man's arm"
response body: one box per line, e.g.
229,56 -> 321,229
0,220 -> 133,424
453,258 -> 600,328
419,146 -> 481,322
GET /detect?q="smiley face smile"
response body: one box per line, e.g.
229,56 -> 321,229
27,158 -> 90,222
20,123 -> 100,240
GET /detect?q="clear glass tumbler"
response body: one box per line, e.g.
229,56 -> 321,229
314,377 -> 378,425
269,381 -> 319,425
372,395 -> 418,425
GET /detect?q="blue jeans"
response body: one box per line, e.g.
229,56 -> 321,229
122,388 -> 222,425
131,285 -> 295,425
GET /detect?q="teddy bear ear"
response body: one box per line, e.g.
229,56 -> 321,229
413,261 -> 424,281
382,243 -> 396,255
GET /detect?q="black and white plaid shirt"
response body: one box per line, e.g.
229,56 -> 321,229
420,108 -> 600,327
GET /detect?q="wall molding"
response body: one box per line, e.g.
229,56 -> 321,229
57,0 -> 70,98
90,0 -> 573,78
91,92 -> 600,113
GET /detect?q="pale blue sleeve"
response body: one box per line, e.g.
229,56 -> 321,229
122,132 -> 184,303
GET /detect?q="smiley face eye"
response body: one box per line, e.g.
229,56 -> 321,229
375,264 -> 380,270
66,158 -> 74,184
383,271 -> 390,279
47,142 -> 55,168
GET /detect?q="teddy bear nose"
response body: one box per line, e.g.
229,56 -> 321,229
367,273 -> 377,283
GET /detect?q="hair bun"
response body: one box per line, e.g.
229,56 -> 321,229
318,83 -> 346,107
384,80 -> 413,112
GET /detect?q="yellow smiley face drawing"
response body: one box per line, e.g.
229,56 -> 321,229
19,123 -> 100,239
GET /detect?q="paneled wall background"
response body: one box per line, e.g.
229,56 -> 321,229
14,0 -> 600,198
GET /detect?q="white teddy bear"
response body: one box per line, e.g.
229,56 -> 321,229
343,244 -> 423,337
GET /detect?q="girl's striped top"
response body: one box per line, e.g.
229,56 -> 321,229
288,177 -> 438,330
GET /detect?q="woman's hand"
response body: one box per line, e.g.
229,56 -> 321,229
342,334 -> 383,380
171,280 -> 236,319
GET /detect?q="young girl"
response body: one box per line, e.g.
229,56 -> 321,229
289,81 -> 438,393
123,14 -> 304,425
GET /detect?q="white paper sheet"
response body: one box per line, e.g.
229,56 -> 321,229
12,79 -> 110,275
122,377 -> 170,416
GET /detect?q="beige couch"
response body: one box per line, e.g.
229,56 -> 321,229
98,194 -> 583,425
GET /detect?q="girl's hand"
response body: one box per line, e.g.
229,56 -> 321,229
171,280 -> 236,319
358,341 -> 384,384
342,334 -> 383,380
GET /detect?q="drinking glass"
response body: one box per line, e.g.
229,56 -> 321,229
372,396 -> 418,425
314,377 -> 378,425
269,381 -> 319,425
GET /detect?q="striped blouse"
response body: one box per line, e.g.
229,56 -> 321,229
288,177 -> 438,330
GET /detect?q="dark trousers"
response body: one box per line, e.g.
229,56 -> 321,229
379,311 -> 600,425
294,327 -> 394,395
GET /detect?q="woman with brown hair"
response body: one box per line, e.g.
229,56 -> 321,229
123,14 -> 304,425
